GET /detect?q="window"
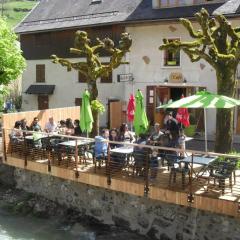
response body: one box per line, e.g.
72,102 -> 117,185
91,0 -> 102,4
78,71 -> 87,83
101,72 -> 112,83
75,98 -> 82,106
36,64 -> 45,82
163,39 -> 180,67
159,0 -> 225,8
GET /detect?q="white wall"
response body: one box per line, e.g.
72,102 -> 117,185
126,19 -> 240,134
22,58 -> 126,126
22,18 -> 240,133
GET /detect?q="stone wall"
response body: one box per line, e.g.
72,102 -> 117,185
14,168 -> 240,240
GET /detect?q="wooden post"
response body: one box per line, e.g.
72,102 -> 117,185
47,136 -> 51,172
2,128 -> 7,162
187,153 -> 194,203
24,135 -> 27,167
75,139 -> 79,178
144,149 -> 150,197
107,144 -> 111,185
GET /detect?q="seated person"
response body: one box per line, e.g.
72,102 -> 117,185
73,119 -> 82,136
65,118 -> 75,135
148,123 -> 163,145
30,117 -> 42,132
45,117 -> 57,133
10,121 -> 23,142
20,118 -> 29,131
109,128 -> 119,149
134,133 -> 148,176
58,120 -> 66,135
32,125 -> 42,147
118,123 -> 135,143
94,129 -> 109,165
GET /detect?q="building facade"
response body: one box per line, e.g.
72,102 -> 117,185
15,0 -> 240,133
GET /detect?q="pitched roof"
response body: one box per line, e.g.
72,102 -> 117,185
15,0 -> 240,34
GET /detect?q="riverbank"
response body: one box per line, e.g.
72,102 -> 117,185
0,184 -> 149,240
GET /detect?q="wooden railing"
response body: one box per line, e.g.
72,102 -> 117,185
3,128 -> 240,217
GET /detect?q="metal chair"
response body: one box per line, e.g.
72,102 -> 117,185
208,160 -> 236,194
167,153 -> 190,189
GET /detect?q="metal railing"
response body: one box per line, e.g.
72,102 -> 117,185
3,128 -> 240,203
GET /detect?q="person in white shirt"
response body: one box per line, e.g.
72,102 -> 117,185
45,117 -> 57,133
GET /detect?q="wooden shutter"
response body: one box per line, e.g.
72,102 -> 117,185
36,64 -> 45,82
101,72 -> 113,83
78,71 -> 87,83
38,95 -> 49,110
75,98 -> 82,106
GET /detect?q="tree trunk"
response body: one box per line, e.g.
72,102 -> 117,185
88,80 -> 99,136
215,66 -> 236,153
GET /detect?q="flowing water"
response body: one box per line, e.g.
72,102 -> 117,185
0,208 -> 147,240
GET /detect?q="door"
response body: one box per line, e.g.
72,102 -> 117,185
146,86 -> 155,126
154,87 -> 170,127
109,101 -> 123,129
38,95 -> 49,110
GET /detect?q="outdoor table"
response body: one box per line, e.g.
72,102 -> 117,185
179,155 -> 217,180
110,146 -> 134,155
110,146 -> 134,173
58,139 -> 94,147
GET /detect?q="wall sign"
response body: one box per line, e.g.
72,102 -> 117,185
117,73 -> 134,82
169,72 -> 183,83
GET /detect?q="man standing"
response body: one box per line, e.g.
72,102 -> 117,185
165,112 -> 179,147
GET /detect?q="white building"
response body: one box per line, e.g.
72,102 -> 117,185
15,0 -> 240,134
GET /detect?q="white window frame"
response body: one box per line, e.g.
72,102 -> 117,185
161,37 -> 182,69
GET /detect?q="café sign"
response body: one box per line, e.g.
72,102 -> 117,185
169,72 -> 183,83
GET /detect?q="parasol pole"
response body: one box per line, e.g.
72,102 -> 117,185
204,108 -> 208,152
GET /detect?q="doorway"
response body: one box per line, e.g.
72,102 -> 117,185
170,88 -> 186,101
38,95 -> 49,110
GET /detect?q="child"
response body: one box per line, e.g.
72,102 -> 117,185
178,129 -> 186,158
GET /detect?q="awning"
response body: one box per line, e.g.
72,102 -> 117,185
25,85 -> 55,95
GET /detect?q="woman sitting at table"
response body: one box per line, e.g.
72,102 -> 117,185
118,123 -> 135,143
109,128 -> 120,149
58,120 -> 66,135
10,121 -> 23,143
65,118 -> 74,135
73,119 -> 82,136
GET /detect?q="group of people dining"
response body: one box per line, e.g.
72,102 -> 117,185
94,112 -> 186,181
10,116 -> 83,140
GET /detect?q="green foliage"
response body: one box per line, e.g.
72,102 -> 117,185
2,0 -> 38,27
0,85 -> 9,110
91,100 -> 105,114
0,17 -> 26,85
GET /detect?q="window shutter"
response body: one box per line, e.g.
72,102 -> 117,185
78,71 -> 87,83
75,98 -> 82,106
101,72 -> 112,83
36,64 -> 45,82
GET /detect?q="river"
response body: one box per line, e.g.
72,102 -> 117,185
0,200 -> 148,240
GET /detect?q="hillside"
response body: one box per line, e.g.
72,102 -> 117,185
2,0 -> 38,28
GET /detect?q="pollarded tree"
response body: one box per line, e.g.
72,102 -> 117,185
159,8 -> 240,153
51,31 -> 132,135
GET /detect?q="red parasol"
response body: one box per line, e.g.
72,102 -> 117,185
127,94 -> 135,122
176,95 -> 190,127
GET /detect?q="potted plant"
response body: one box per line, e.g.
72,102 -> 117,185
184,114 -> 197,137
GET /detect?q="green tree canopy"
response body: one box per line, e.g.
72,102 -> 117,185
0,17 -> 26,85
